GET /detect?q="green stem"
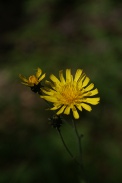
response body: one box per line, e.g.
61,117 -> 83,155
72,119 -> 83,162
57,128 -> 74,158
57,128 -> 81,166
72,119 -> 88,182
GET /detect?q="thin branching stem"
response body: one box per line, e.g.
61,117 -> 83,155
57,128 -> 74,159
57,128 -> 81,166
72,119 -> 83,162
72,119 -> 89,183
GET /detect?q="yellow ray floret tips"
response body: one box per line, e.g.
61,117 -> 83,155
41,69 -> 100,119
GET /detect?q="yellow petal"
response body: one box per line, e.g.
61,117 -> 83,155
76,104 -> 82,111
82,91 -> 91,97
45,80 -> 55,89
41,96 -> 58,102
81,103 -> 92,111
74,69 -> 83,82
50,74 -> 60,84
41,88 -> 55,95
85,97 -> 100,105
72,106 -> 79,119
64,106 -> 71,115
59,70 -> 66,84
21,82 -> 29,86
66,69 -> 72,82
89,88 -> 99,96
77,74 -> 86,88
82,88 -> 98,97
84,83 -> 94,91
38,73 -> 46,82
36,68 -> 42,78
19,74 -> 28,83
56,105 -> 66,115
82,76 -> 90,87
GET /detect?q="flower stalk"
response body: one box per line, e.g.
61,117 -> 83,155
57,128 -> 74,159
57,127 -> 84,169
73,119 -> 90,183
73,119 -> 83,163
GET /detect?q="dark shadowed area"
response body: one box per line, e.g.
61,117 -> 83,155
0,0 -> 122,183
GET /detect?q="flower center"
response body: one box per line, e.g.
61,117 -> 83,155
28,75 -> 39,85
60,83 -> 80,104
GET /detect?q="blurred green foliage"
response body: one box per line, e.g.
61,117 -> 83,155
0,0 -> 122,183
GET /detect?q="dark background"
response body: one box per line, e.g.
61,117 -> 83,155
0,0 -> 122,183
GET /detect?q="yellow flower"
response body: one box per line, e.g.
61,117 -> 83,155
41,69 -> 100,119
19,68 -> 46,94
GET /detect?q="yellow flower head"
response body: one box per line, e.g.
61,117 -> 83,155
41,69 -> 100,119
19,68 -> 46,94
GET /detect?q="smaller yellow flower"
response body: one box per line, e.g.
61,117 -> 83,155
19,68 -> 45,86
19,68 -> 45,94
